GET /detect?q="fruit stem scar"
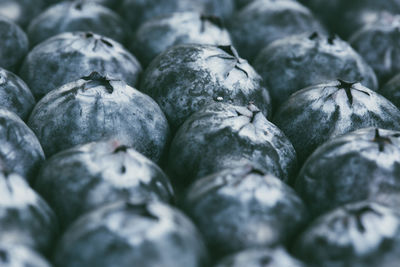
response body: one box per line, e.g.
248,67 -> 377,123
373,128 -> 392,152
337,79 -> 357,105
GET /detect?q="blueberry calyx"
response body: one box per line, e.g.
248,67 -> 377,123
200,14 -> 223,32
218,45 -> 240,61
328,34 -> 336,45
113,145 -> 129,154
373,128 -> 393,152
125,203 -> 159,221
82,72 -> 114,93
337,79 -> 357,105
309,32 -> 319,40
348,205 -> 382,233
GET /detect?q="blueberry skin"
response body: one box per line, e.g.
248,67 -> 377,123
141,44 -> 271,130
295,128 -> 400,217
0,172 -> 58,255
195,0 -> 235,20
228,0 -> 324,61
35,140 -> 174,229
0,68 -> 35,121
0,108 -> 44,183
273,80 -> 400,164
254,32 -> 378,110
183,165 -> 307,258
168,103 -> 297,187
349,13 -> 400,84
293,201 -> 400,267
0,244 -> 52,267
27,1 -> 130,47
0,0 -> 45,28
381,73 -> 400,109
305,0 -> 400,39
214,247 -> 305,267
28,72 -> 170,161
20,31 -> 142,100
54,201 -> 209,267
119,0 -> 204,31
132,12 -> 232,67
0,16 -> 28,72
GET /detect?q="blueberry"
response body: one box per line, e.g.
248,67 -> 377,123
0,171 -> 58,255
141,44 -> 271,130
183,165 -> 307,258
295,128 -> 400,217
0,0 -> 45,28
0,108 -> 44,183
0,16 -> 28,72
0,244 -> 51,267
228,0 -> 324,61
0,68 -> 35,121
254,32 -> 377,109
119,0 -> 204,31
293,201 -> 400,266
28,72 -> 170,161
215,247 -> 305,267
35,140 -> 174,229
27,1 -> 130,47
349,13 -> 400,84
20,31 -> 142,100
54,201 -> 209,267
305,0 -> 400,39
132,12 -> 232,67
273,80 -> 400,164
168,103 -> 296,187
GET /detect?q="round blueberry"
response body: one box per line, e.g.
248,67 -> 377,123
0,108 -> 44,183
183,165 -> 307,258
254,32 -> 377,109
35,140 -> 174,229
0,68 -> 35,121
168,103 -> 297,187
0,171 -> 58,255
228,0 -> 324,61
54,201 -> 209,267
27,1 -> 130,47
141,44 -> 271,130
20,31 -> 142,100
28,72 -> 170,161
293,201 -> 400,266
0,16 -> 28,72
132,12 -> 232,67
296,128 -> 400,217
273,80 -> 400,164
